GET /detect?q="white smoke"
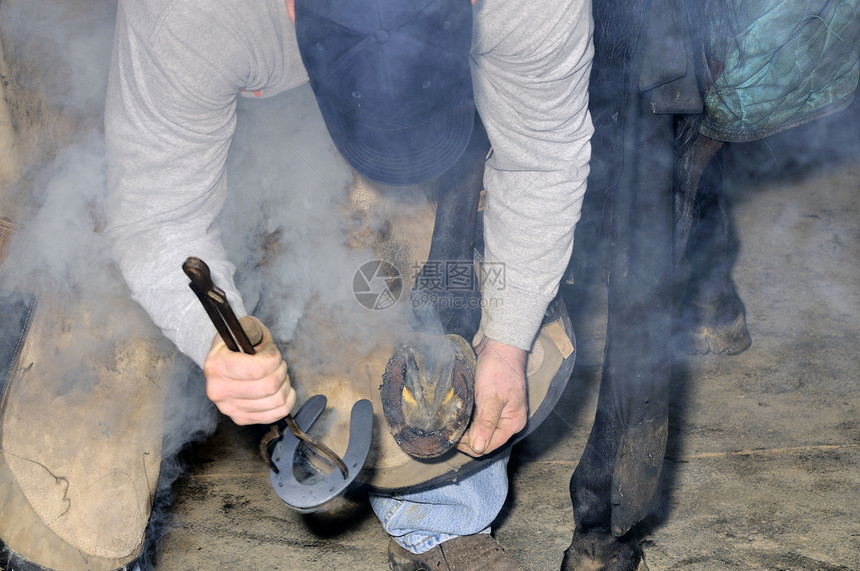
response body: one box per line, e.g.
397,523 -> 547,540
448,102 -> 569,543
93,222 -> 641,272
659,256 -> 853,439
223,89 -> 382,352
0,0 -> 115,117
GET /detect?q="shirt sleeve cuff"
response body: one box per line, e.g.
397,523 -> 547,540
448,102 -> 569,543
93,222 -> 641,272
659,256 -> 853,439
479,285 -> 553,351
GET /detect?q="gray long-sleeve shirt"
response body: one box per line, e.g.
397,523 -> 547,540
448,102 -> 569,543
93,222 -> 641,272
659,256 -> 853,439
105,0 -> 593,367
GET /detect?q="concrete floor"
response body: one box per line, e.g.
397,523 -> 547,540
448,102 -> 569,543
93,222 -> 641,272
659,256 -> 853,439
153,88 -> 860,570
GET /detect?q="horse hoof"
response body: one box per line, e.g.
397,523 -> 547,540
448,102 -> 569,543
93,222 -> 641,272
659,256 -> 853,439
680,290 -> 751,356
561,530 -> 646,571
380,333 -> 475,458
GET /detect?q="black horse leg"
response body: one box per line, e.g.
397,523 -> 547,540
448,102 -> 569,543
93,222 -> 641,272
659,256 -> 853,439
561,0 -> 675,567
563,85 -> 674,569
379,117 -> 490,459
675,123 -> 751,355
409,115 -> 490,340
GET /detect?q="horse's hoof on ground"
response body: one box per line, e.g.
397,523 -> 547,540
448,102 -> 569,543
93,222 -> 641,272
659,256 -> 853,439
680,290 -> 751,356
560,530 -> 646,571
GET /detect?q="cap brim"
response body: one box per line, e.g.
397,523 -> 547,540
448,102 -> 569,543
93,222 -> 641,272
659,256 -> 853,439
317,80 -> 475,186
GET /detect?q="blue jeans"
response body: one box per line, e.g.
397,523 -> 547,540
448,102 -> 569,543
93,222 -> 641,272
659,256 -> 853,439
368,452 -> 511,554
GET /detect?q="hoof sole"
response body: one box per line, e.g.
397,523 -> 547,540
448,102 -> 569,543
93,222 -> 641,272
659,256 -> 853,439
380,334 -> 475,458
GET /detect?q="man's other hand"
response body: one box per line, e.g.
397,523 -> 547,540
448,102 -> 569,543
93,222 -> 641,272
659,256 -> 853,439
203,316 -> 296,425
457,336 -> 527,457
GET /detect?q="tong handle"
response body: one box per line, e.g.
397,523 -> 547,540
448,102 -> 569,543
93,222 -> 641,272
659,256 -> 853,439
182,257 -> 262,353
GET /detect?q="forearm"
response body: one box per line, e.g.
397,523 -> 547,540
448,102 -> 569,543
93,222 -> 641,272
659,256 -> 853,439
104,113 -> 244,366
479,165 -> 589,349
108,211 -> 246,367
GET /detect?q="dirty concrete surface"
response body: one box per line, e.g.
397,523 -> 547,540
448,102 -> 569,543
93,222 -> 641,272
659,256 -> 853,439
154,88 -> 860,570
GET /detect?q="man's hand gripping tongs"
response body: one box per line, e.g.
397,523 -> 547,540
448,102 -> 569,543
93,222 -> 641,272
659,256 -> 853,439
182,257 -> 374,512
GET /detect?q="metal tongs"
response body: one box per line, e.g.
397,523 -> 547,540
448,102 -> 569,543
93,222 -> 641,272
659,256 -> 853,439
182,257 -> 373,511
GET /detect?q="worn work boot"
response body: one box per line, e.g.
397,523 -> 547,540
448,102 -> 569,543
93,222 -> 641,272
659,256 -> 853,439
388,535 -> 525,571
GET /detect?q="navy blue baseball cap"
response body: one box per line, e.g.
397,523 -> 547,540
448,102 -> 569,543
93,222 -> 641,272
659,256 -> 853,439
294,0 -> 475,186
